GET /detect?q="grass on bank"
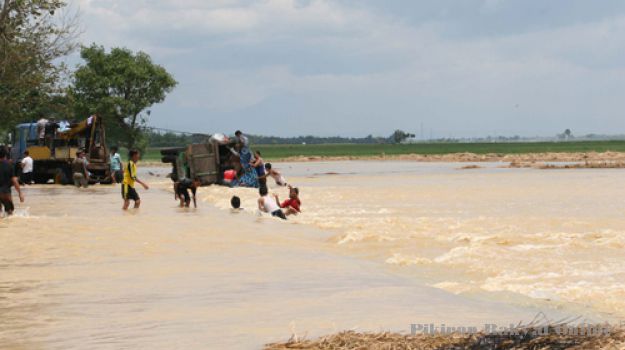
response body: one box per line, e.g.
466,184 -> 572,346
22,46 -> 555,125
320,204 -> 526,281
141,141 -> 625,162
265,328 -> 625,350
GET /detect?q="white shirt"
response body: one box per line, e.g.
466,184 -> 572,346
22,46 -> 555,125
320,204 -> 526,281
22,156 -> 34,173
262,195 -> 280,213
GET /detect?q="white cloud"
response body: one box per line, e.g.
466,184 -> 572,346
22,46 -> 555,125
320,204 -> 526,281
70,0 -> 625,136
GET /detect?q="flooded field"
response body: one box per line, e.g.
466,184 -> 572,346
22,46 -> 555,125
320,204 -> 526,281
207,161 -> 625,320
1,161 -> 622,349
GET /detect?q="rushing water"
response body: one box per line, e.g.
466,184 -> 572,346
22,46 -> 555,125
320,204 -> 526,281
0,161 -> 621,349
206,161 -> 625,319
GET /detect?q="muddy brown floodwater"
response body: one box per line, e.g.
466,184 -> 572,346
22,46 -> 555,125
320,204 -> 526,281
1,161 -> 621,349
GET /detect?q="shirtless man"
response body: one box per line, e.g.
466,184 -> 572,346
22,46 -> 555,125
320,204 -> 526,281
264,163 -> 287,187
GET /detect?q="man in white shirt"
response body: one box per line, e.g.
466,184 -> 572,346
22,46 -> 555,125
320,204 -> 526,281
20,151 -> 34,185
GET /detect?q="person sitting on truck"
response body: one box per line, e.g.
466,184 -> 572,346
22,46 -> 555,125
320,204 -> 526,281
0,146 -> 24,216
174,177 -> 201,208
20,151 -> 34,185
258,185 -> 287,220
109,146 -> 123,184
122,149 -> 149,210
264,163 -> 287,187
72,150 -> 90,188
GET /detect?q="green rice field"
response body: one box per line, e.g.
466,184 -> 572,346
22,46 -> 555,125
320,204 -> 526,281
142,141 -> 625,161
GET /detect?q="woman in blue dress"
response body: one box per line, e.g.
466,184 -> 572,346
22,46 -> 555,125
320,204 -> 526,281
232,130 -> 258,188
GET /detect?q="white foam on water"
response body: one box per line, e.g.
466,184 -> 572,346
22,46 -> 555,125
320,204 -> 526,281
385,253 -> 432,266
195,163 -> 625,319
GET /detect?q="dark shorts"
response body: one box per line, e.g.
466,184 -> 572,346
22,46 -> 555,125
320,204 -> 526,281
0,193 -> 14,214
122,184 -> 140,201
113,170 -> 123,183
271,209 -> 287,220
176,187 -> 190,203
21,172 -> 33,184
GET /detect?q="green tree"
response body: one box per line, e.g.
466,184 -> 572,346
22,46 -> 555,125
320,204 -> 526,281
0,0 -> 77,131
558,128 -> 573,141
390,129 -> 415,144
71,44 -> 178,150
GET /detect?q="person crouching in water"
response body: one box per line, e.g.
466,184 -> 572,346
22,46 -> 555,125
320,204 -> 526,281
277,185 -> 301,216
257,185 -> 286,220
122,149 -> 149,210
175,177 -> 201,208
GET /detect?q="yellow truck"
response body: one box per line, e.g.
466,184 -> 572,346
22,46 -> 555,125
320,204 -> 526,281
10,116 -> 111,184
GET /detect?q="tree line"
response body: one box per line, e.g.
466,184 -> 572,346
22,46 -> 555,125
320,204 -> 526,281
144,129 -> 416,147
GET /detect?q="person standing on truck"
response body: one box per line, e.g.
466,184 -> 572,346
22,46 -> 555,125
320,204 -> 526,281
72,150 -> 89,188
122,149 -> 149,210
0,146 -> 24,216
36,118 -> 48,145
20,151 -> 34,185
233,130 -> 259,188
109,146 -> 123,184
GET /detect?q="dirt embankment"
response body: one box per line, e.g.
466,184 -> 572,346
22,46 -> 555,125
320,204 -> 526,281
273,151 -> 625,164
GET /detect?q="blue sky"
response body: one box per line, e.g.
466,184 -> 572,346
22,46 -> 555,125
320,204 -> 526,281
73,0 -> 625,137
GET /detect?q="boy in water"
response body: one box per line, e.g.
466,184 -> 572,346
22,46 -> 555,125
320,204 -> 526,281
257,185 -> 286,220
277,186 -> 301,216
122,149 -> 149,210
0,146 -> 24,216
231,195 -> 243,213
264,163 -> 287,187
109,146 -> 123,184
20,151 -> 34,185
175,177 -> 201,208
